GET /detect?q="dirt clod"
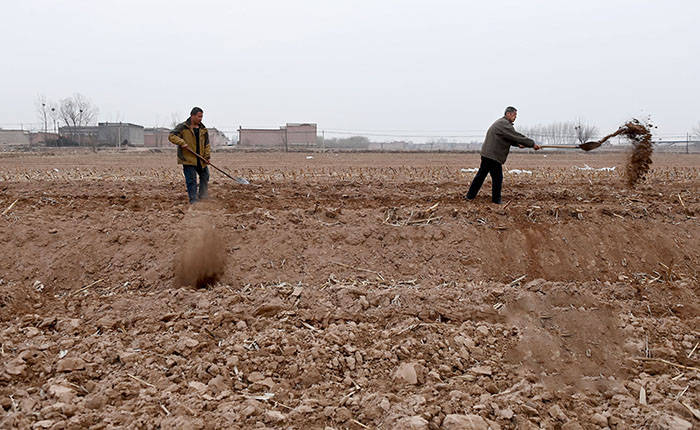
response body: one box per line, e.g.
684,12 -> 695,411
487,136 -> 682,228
443,414 -> 489,430
394,363 -> 419,385
56,357 -> 85,372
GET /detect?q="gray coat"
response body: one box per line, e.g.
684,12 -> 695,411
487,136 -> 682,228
480,117 -> 535,164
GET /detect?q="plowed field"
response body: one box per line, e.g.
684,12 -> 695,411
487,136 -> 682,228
1,151 -> 698,429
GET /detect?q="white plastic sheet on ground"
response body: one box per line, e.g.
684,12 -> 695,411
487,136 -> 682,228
508,169 -> 532,174
460,168 -> 478,173
575,164 -> 616,171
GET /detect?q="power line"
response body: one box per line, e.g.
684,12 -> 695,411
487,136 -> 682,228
321,128 -> 489,133
323,130 -> 486,138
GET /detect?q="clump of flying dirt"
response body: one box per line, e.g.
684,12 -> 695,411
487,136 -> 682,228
622,119 -> 654,187
593,119 -> 654,187
174,217 -> 227,288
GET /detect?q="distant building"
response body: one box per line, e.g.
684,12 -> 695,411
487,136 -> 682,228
0,130 -> 60,147
285,123 -> 317,148
58,123 -> 144,146
144,127 -> 170,147
58,125 -> 99,146
368,141 -> 408,151
238,127 -> 285,148
29,132 -> 59,145
98,122 -> 144,146
208,127 -> 230,147
239,123 -> 317,149
0,129 -> 31,146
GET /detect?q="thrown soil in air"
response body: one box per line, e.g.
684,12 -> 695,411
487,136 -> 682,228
592,119 -> 654,188
175,216 -> 227,288
622,120 -> 655,188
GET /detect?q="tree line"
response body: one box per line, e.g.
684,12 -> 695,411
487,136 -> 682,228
518,119 -> 598,145
35,93 -> 99,134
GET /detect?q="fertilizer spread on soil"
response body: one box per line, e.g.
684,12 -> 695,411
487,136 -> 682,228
174,217 -> 226,288
622,120 -> 654,187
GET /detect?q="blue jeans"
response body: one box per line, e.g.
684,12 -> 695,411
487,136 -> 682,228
183,165 -> 209,203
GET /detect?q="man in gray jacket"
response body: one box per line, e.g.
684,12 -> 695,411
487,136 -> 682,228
465,106 -> 540,204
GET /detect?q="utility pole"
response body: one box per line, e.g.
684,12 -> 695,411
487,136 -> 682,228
51,108 -> 57,134
687,133 -> 690,155
118,122 -> 122,149
42,103 -> 47,136
78,109 -> 83,146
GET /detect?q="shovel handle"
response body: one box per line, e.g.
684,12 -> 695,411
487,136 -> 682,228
181,144 -> 212,167
181,145 -> 238,182
539,145 -> 582,149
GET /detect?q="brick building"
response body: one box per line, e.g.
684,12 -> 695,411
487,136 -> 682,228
98,123 -> 144,146
208,128 -> 230,147
57,126 -> 99,146
238,123 -> 317,150
144,127 -> 170,147
58,123 -> 144,146
0,129 -> 31,146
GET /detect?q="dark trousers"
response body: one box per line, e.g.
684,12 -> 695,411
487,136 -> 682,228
466,156 -> 503,203
183,165 -> 209,203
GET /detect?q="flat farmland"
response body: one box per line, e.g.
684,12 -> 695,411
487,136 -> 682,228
0,150 -> 698,429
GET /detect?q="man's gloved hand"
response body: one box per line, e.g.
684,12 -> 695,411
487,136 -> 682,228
533,144 -> 541,150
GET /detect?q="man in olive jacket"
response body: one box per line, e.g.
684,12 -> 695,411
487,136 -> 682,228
465,106 -> 540,204
169,107 -> 211,204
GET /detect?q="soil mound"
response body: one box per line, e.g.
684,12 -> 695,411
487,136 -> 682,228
174,216 -> 226,288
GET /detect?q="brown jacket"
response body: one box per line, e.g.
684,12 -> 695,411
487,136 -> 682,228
168,119 -> 211,166
480,117 -> 535,164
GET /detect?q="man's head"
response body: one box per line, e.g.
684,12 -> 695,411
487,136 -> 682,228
190,107 -> 204,126
504,106 -> 517,123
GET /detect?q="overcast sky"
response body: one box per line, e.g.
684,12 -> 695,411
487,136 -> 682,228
2,0 -> 698,140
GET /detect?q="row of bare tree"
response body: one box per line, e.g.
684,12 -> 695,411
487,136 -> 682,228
518,119 -> 598,145
35,93 -> 99,134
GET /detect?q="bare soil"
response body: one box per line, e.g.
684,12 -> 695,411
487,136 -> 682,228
0,151 -> 698,429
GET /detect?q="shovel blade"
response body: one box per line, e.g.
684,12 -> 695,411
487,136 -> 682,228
234,177 -> 250,185
579,141 -> 602,151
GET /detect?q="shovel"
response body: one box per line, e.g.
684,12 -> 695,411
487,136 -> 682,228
539,142 -> 601,151
181,146 -> 250,185
538,124 -> 633,151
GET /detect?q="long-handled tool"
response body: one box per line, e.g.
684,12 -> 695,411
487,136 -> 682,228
182,145 -> 249,185
539,124 -> 634,151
